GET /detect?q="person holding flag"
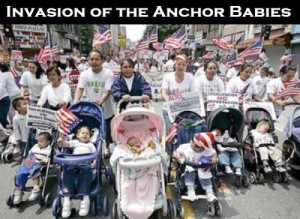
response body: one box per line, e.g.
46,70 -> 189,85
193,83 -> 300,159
266,65 -> 299,117
226,62 -> 261,104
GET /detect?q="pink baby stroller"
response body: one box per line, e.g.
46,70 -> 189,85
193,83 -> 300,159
109,97 -> 180,219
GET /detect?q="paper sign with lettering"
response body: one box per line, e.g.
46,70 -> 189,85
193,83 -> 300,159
167,91 -> 205,122
11,50 -> 23,61
243,101 -> 277,120
27,106 -> 57,129
207,92 -> 239,112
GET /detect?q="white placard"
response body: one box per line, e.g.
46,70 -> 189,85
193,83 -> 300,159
11,50 -> 23,61
167,91 -> 205,122
207,92 -> 239,112
27,106 -> 57,130
243,101 -> 277,120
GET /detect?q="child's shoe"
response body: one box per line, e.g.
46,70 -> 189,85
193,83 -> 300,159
276,165 -> 286,172
225,165 -> 233,174
13,189 -> 23,205
207,193 -> 217,202
264,165 -> 272,173
62,197 -> 72,218
235,168 -> 242,175
79,196 -> 90,216
28,187 -> 40,201
187,188 -> 197,201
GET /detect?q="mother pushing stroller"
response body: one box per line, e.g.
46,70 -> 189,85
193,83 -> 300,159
111,58 -> 152,111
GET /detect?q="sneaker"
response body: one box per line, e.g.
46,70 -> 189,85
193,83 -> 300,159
187,189 -> 197,201
79,198 -> 90,216
207,193 -> 217,202
235,168 -> 242,175
13,189 -> 23,205
62,198 -> 72,218
276,166 -> 286,172
225,166 -> 233,174
264,165 -> 272,173
28,188 -> 40,201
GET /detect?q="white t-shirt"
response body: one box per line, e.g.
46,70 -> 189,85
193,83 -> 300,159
176,143 -> 216,179
3,71 -> 20,97
252,75 -> 270,100
195,74 -> 225,98
0,72 -> 17,99
13,113 -> 29,142
103,60 -> 115,72
37,82 -> 72,107
77,67 -> 114,119
68,139 -> 96,155
30,144 -> 51,163
194,66 -> 205,78
19,71 -> 48,101
149,65 -> 160,73
251,70 -> 260,78
163,60 -> 175,72
250,129 -> 274,148
218,63 -> 227,77
226,77 -> 258,101
226,67 -> 239,80
124,74 -> 134,92
134,62 -> 146,73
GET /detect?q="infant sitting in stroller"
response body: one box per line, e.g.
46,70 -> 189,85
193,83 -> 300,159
251,120 -> 286,173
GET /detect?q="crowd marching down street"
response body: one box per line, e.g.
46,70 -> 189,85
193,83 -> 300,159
1,24 -> 300,219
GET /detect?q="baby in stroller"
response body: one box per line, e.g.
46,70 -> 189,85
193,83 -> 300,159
11,132 -> 52,205
174,131 -> 219,202
251,120 -> 286,173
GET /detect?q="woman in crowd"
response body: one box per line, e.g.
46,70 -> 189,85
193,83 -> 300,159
19,61 -> 48,105
161,54 -> 196,132
252,66 -> 270,100
226,62 -> 260,104
148,59 -> 161,73
267,65 -> 299,117
65,58 -> 78,72
37,67 -> 72,110
111,58 -> 151,111
195,60 -> 225,101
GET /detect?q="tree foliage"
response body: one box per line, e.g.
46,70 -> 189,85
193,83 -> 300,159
145,24 -> 182,42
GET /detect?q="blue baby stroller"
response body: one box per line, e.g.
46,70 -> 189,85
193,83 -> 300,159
52,102 -> 109,217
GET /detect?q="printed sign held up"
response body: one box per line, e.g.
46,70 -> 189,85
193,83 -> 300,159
27,106 -> 57,130
206,92 -> 239,112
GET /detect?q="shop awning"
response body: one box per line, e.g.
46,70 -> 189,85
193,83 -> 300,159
235,32 -> 290,49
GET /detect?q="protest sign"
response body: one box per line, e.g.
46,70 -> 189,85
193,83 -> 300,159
10,50 -> 23,61
207,92 -> 239,112
167,91 -> 205,122
243,101 -> 277,120
27,106 -> 57,129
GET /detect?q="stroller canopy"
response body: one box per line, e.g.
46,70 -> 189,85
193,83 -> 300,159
69,101 -> 106,139
244,107 -> 274,131
207,107 -> 243,137
111,107 -> 164,144
284,105 -> 300,142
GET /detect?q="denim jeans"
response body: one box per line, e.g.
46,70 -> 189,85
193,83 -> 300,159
15,162 -> 41,189
0,96 -> 10,127
218,151 -> 242,168
62,164 -> 92,196
184,171 -> 213,194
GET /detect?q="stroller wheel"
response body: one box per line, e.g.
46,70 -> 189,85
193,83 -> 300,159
242,175 -> 250,188
207,202 -> 216,216
167,199 -> 176,219
179,204 -> 185,218
52,198 -> 61,217
107,167 -> 115,185
273,172 -> 283,183
90,199 -> 97,216
248,172 -> 256,184
44,193 -> 53,207
102,196 -> 109,216
258,173 -> 264,184
112,200 -> 118,219
282,172 -> 289,183
6,195 -> 13,207
233,175 -> 241,188
215,201 -> 222,216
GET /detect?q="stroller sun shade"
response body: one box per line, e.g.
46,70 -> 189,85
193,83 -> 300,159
245,107 -> 274,131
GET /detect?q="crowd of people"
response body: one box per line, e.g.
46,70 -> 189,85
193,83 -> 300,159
0,49 -> 299,218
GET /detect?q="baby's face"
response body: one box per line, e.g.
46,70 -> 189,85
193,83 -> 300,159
77,128 -> 91,143
128,138 -> 142,148
37,136 -> 49,149
258,124 -> 270,134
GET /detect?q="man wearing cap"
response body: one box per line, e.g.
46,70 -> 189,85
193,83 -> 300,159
226,60 -> 242,81
175,130 -> 219,202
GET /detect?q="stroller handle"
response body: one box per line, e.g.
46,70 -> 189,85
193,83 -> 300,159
54,150 -> 100,165
116,96 -> 152,114
215,141 -> 242,148
119,155 -> 161,169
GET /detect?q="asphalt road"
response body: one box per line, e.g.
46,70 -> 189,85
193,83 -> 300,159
0,100 -> 299,219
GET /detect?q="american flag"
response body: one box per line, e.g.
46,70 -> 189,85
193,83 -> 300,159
10,66 -> 21,85
152,42 -> 164,51
149,26 -> 158,44
51,43 -> 60,56
23,153 -> 36,168
92,25 -> 112,49
237,37 -> 263,60
37,33 -> 52,64
55,105 -> 81,136
259,52 -> 269,62
240,83 -> 251,95
202,52 -> 215,60
164,26 -> 187,51
211,39 -> 232,51
136,35 -> 149,51
275,80 -> 300,100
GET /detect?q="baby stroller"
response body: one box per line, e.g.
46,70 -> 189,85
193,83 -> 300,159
167,110 -> 207,182
52,102 -> 109,217
207,107 -> 249,188
6,128 -> 58,208
243,107 -> 289,184
110,97 -> 176,218
0,124 -> 16,162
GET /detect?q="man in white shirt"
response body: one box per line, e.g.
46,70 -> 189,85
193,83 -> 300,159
102,54 -> 115,72
134,57 -> 146,73
163,53 -> 176,72
74,50 -> 115,155
226,60 -> 242,81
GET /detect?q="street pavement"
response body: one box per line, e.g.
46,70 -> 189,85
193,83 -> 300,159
0,100 -> 300,219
